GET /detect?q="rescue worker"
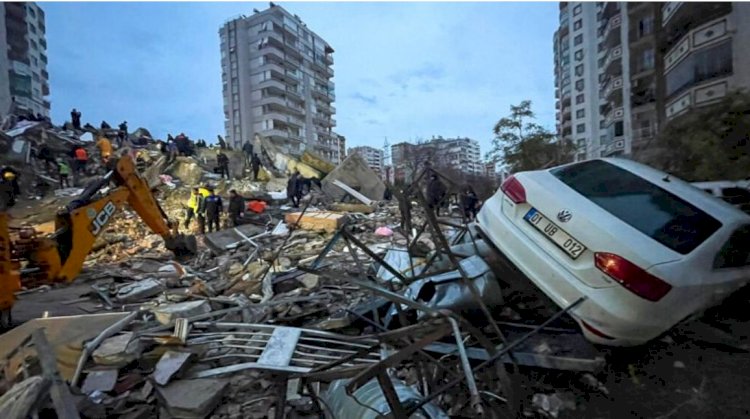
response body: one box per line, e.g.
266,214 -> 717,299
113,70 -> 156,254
203,187 -> 223,233
251,153 -> 262,181
242,141 -> 254,165
394,188 -> 412,234
135,150 -> 147,173
57,158 -> 72,188
460,184 -> 479,221
217,151 -> 230,179
74,146 -> 88,175
96,135 -> 113,165
1,167 -> 20,206
217,135 -> 226,150
37,143 -> 55,172
101,121 -> 111,130
0,175 -> 13,210
184,187 -> 202,230
70,108 -> 82,130
287,170 -> 301,208
227,189 -> 245,227
426,173 -> 447,217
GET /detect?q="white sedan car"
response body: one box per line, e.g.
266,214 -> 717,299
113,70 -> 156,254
476,158 -> 750,346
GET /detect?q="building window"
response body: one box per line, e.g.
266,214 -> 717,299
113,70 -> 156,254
31,57 -> 38,66
32,72 -> 39,82
600,120 -> 606,129
575,64 -> 584,77
28,6 -> 36,18
576,109 -> 585,118
576,94 -> 584,104
574,19 -> 582,30
574,34 -> 583,46
577,139 -> 585,148
639,48 -> 655,72
638,16 -> 654,38
28,23 -> 36,34
614,121 -> 624,136
574,49 -> 584,61
576,123 -> 585,133
575,79 -> 584,91
666,41 -> 733,97
573,4 -> 582,16
30,40 -> 37,50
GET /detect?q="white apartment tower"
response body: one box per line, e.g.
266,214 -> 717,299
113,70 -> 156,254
219,4 -> 337,161
0,2 -> 50,117
348,145 -> 384,175
554,2 -> 602,161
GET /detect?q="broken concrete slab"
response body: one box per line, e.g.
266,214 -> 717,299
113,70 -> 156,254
152,351 -> 194,386
329,202 -> 376,214
81,369 -> 118,395
321,153 -> 385,202
0,376 -> 49,419
92,332 -> 141,366
156,379 -> 229,419
203,223 -> 267,254
284,211 -> 347,233
116,278 -> 165,303
152,301 -> 211,326
301,150 -> 335,175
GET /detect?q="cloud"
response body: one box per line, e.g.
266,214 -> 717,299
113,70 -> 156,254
350,92 -> 377,105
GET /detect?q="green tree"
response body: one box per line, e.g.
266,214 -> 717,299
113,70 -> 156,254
646,90 -> 750,181
487,100 -> 574,173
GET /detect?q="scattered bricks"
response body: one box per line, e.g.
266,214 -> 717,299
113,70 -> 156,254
284,211 -> 348,233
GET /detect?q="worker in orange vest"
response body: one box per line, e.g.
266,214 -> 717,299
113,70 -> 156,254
74,146 -> 88,175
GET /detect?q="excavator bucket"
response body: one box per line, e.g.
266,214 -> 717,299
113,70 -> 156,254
165,234 -> 198,260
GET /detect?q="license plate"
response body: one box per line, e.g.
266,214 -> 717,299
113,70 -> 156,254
524,208 -> 586,259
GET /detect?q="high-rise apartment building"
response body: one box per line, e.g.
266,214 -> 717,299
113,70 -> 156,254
348,146 -> 384,175
554,2 -> 750,161
391,137 -> 482,182
554,2 -> 601,161
0,2 -> 50,117
219,4 -> 337,161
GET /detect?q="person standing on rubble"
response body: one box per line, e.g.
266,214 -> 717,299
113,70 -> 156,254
73,146 -> 88,176
460,184 -> 479,221
57,158 -> 71,189
287,170 -> 301,208
251,153 -> 262,181
204,187 -> 223,233
242,141 -> 254,165
217,150 -> 230,179
118,121 -> 128,144
184,187 -> 201,230
100,121 -> 111,130
70,108 -> 82,130
36,143 -> 55,173
1,167 -> 20,206
228,189 -> 245,227
426,172 -> 447,217
96,135 -> 113,165
217,135 -> 226,150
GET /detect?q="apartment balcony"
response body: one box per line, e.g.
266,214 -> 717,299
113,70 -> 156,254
601,76 -> 623,102
312,86 -> 334,102
260,45 -> 286,61
43,100 -> 50,110
258,62 -> 287,77
601,138 -> 626,157
664,15 -> 730,73
42,83 -> 49,96
601,1 -> 620,20
257,78 -> 287,92
601,14 -> 622,48
314,114 -> 335,128
662,2 -> 731,47
666,77 -> 730,120
603,106 -> 624,128
261,128 -> 303,143
602,46 -> 623,76
5,2 -> 26,20
323,53 -> 333,66
259,95 -> 288,109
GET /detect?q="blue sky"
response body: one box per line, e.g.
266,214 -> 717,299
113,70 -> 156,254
45,2 -> 558,156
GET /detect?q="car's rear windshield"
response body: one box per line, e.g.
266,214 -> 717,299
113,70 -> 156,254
551,160 -> 722,254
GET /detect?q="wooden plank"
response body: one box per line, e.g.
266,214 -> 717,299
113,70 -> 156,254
257,327 -> 301,367
284,212 -> 347,233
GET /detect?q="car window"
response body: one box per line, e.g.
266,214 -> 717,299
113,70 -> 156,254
714,225 -> 750,269
551,160 -> 722,254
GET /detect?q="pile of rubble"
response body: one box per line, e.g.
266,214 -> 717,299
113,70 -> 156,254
0,119 -> 617,418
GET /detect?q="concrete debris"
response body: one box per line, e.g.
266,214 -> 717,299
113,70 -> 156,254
321,152 -> 385,202
152,300 -> 211,326
92,332 -> 140,366
156,379 -> 229,419
116,278 -> 165,303
284,211 -> 347,232
152,351 -> 194,386
81,369 -> 118,395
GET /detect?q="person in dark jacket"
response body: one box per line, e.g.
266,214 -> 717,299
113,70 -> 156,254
227,189 -> 245,227
101,121 -> 111,130
118,121 -> 128,146
426,173 -> 447,217
242,142 -> 254,165
217,135 -> 226,150
460,184 -> 479,221
251,154 -> 262,181
1,167 -> 20,207
204,187 -> 223,233
37,144 -> 55,172
217,151 -> 230,179
70,108 -> 82,130
287,171 -> 301,208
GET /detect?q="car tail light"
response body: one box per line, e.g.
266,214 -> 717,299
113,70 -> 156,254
501,175 -> 526,204
594,252 -> 672,302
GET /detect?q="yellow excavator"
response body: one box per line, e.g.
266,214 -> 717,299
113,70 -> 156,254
0,154 -> 196,328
